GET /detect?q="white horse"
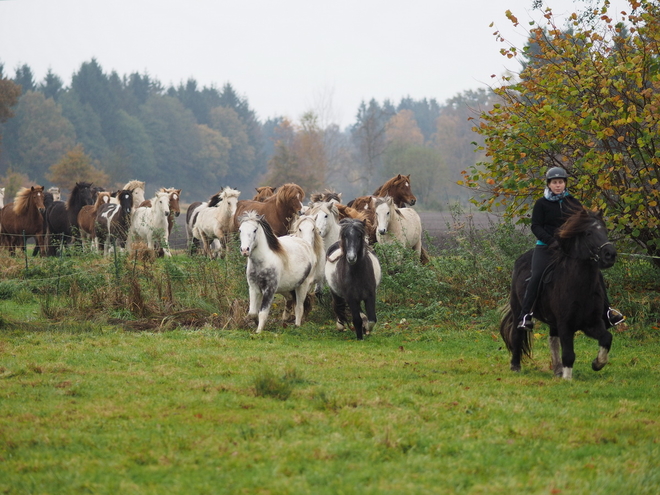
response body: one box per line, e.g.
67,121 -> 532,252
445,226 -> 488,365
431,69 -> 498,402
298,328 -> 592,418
129,191 -> 172,257
307,201 -> 341,255
192,187 -> 241,258
0,187 -> 4,208
290,215 -> 325,302
239,211 -> 318,333
47,186 -> 61,202
374,196 -> 423,258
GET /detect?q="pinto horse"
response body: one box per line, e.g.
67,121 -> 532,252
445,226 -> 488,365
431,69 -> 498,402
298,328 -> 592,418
238,211 -> 318,334
0,186 -> 47,255
325,219 -> 382,340
129,191 -> 172,257
192,186 -> 241,258
95,190 -> 133,256
234,183 -> 305,237
78,191 -> 112,251
500,208 -> 618,380
45,181 -> 95,255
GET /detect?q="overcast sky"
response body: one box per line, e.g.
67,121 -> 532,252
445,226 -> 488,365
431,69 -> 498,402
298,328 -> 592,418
0,0 -> 632,127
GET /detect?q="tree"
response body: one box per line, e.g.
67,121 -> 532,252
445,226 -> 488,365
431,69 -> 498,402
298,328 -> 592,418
1,91 -> 76,182
13,64 -> 35,93
385,109 -> 425,147
463,0 -> 660,266
46,144 -> 109,189
39,69 -> 64,101
0,68 -> 22,154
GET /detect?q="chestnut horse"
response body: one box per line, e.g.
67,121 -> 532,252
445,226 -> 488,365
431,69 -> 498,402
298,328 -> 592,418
0,186 -> 47,255
78,191 -> 112,251
373,174 -> 416,207
253,186 -> 276,201
234,183 -> 305,237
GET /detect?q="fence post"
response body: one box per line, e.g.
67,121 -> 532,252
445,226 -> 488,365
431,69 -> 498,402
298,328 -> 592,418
23,230 -> 28,273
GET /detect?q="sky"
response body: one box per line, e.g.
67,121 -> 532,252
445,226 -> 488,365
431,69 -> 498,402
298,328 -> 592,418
0,0 -> 633,128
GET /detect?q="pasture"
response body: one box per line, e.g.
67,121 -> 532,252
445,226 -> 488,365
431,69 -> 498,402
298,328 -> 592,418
1,215 -> 659,494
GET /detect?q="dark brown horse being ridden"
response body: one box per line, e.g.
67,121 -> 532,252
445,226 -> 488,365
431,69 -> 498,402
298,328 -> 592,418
234,183 -> 305,237
500,208 -> 617,380
0,186 -> 47,255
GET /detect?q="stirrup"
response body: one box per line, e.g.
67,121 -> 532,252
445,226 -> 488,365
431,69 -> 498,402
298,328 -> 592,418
607,308 -> 625,326
517,313 -> 534,331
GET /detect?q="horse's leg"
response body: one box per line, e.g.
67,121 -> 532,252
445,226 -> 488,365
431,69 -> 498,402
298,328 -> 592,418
584,324 -> 613,372
293,282 -> 313,326
331,292 -> 349,331
559,330 -> 576,380
548,332 -> 563,377
256,286 -> 276,333
364,294 -> 378,335
347,298 -> 365,340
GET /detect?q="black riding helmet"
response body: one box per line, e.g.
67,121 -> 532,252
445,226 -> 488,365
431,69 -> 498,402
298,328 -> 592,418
546,167 -> 568,182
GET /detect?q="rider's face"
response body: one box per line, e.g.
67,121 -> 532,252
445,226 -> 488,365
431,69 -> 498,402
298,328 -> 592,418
548,178 -> 566,195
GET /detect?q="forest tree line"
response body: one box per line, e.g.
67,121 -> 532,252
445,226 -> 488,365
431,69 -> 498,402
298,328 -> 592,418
0,58 -> 492,206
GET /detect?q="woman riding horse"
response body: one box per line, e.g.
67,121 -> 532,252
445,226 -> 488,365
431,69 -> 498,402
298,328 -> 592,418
517,167 -> 625,331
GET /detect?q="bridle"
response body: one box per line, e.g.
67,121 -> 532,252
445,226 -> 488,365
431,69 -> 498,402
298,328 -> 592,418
590,241 -> 614,263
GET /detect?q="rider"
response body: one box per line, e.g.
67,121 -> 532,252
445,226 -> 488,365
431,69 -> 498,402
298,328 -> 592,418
517,167 -> 625,331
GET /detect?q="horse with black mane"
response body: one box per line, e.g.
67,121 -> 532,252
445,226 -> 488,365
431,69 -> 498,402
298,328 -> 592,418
325,218 -> 382,340
95,190 -> 134,256
500,208 -> 618,380
45,181 -> 94,255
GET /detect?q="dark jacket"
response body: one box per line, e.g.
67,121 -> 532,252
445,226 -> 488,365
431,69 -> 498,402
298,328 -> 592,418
530,195 -> 582,246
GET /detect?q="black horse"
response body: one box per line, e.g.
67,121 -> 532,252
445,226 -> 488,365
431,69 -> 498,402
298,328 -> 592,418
45,182 -> 94,255
500,208 -> 617,379
325,218 -> 382,340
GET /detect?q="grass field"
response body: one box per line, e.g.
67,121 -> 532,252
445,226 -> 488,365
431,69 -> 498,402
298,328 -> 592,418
1,226 -> 659,494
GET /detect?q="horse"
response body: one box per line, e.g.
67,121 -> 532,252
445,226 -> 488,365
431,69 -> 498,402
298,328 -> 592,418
325,219 -> 382,340
290,214 -> 326,306
186,188 -> 230,255
373,174 -> 416,207
192,186 -> 241,258
47,186 -> 61,202
45,181 -> 94,255
342,196 -> 377,244
0,187 -> 4,208
234,183 -> 305,237
374,196 -> 423,258
0,186 -> 47,256
129,191 -> 172,257
139,187 -> 181,257
309,189 -> 342,205
95,190 -> 133,256
499,208 -> 618,380
78,191 -> 112,251
117,180 -> 145,211
306,202 -> 342,256
253,186 -> 276,201
238,211 -> 318,334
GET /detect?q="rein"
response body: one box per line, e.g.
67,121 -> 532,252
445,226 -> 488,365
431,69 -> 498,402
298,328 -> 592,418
590,241 -> 613,263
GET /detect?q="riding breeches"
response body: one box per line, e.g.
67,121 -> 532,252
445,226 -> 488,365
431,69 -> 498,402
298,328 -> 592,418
520,244 -> 552,316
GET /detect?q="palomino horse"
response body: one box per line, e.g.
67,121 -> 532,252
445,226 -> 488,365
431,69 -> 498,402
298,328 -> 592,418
95,190 -> 133,256
129,191 -> 172,257
192,186 -> 241,258
500,208 -> 618,380
78,191 -> 112,251
374,196 -> 423,259
238,211 -> 318,334
253,186 -> 276,201
45,181 -> 95,255
325,219 -> 382,340
0,186 -> 47,255
234,183 -> 305,237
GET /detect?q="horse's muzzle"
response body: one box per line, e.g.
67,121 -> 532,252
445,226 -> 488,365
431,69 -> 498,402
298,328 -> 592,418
599,244 -> 617,269
240,247 -> 250,257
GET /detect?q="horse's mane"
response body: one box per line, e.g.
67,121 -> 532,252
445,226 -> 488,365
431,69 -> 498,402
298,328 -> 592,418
123,180 -> 145,191
67,182 -> 92,209
13,186 -> 43,216
240,211 -> 284,256
254,186 -> 276,201
222,186 -> 241,200
208,192 -> 223,207
374,174 -> 409,196
340,218 -> 367,240
291,215 -> 324,261
310,189 -> 341,204
557,207 -> 597,239
275,183 -> 305,208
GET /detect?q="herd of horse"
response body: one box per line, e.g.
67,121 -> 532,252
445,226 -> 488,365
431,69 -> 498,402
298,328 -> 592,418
0,174 -> 622,379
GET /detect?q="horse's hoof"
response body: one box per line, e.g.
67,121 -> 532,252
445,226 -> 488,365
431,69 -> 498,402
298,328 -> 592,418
592,359 -> 607,371
510,365 -> 521,372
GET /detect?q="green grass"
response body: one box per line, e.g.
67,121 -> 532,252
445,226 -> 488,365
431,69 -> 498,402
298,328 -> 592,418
1,224 -> 659,493
1,323 -> 659,494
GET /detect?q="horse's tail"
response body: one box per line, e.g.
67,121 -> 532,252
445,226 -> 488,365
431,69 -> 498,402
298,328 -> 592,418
499,302 -> 533,359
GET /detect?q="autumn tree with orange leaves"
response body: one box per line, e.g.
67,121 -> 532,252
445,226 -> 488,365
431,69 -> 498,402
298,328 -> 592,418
462,0 -> 660,266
